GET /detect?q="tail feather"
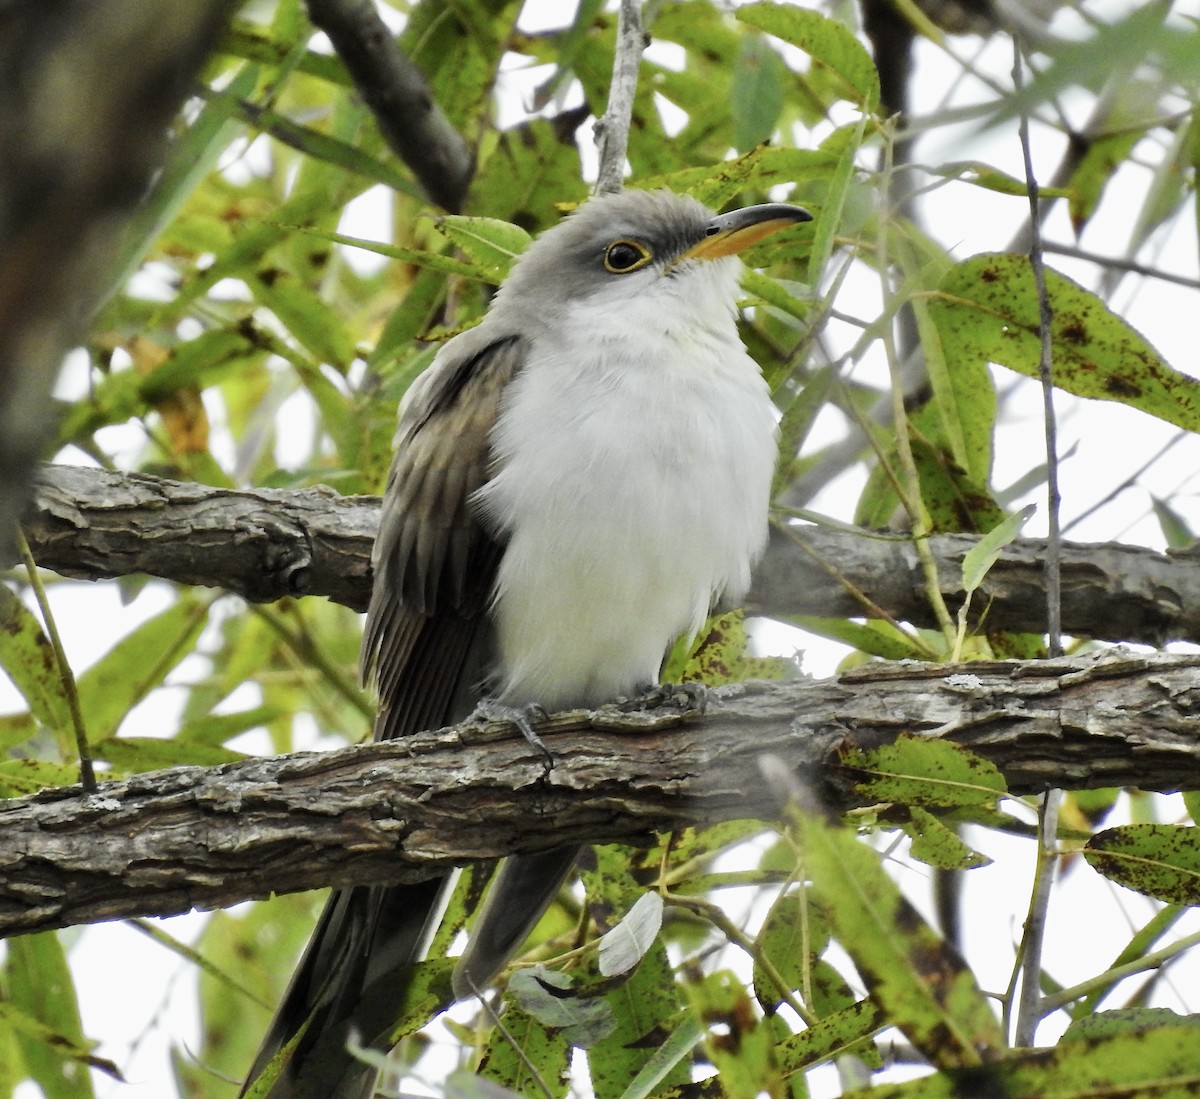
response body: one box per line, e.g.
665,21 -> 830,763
451,848 -> 579,1002
240,877 -> 450,1099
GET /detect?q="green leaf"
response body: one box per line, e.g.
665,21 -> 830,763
930,161 -> 1071,199
645,145 -> 839,212
1151,494 -> 1196,550
287,225 -> 500,282
1064,1008 -> 1200,1042
477,993 -> 572,1097
6,935 -> 103,1099
846,1024 -> 1200,1096
0,585 -> 70,735
732,35 -> 786,152
776,998 -> 888,1073
1068,127 -> 1142,231
961,505 -> 1036,594
930,253 -> 1200,434
585,845 -> 689,1098
613,1014 -> 704,1099
736,3 -> 880,111
76,597 -> 209,742
688,970 -> 782,1099
200,86 -> 421,196
906,808 -> 992,871
247,267 -> 356,370
97,736 -> 244,771
797,812 -> 1004,1067
0,759 -> 85,798
786,615 -> 930,661
839,734 -> 1008,813
674,609 -> 798,685
752,885 -> 830,1013
434,216 -> 532,282
1084,824 -> 1200,904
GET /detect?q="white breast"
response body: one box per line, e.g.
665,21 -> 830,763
474,264 -> 777,709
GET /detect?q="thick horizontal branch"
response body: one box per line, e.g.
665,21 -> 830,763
2,650 -> 1199,937
22,464 -> 1200,644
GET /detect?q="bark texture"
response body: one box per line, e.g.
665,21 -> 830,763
2,650 -> 1198,938
22,464 -> 1200,644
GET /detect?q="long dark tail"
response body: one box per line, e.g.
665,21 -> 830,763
240,876 -> 450,1099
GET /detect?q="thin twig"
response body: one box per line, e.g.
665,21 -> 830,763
1015,47 -> 1062,656
1038,925 -> 1200,1016
875,127 -> 957,647
1010,37 -> 1062,1049
593,0 -> 646,195
15,529 -> 96,792
1042,242 -> 1200,292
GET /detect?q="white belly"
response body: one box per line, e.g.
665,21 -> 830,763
475,327 -> 777,709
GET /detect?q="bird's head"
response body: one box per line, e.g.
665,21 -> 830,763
492,189 -> 811,334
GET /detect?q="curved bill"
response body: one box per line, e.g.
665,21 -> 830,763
681,202 -> 813,261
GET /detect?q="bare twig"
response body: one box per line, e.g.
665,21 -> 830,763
593,0 -> 646,194
1014,44 -> 1062,657
1011,36 -> 1062,1050
304,0 -> 474,212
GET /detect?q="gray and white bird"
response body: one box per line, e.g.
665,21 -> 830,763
242,187 -> 810,1098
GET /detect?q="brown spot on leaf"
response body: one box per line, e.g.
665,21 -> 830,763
1059,320 -> 1087,344
1105,374 -> 1142,399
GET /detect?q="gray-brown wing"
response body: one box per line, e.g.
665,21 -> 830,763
361,330 -> 526,742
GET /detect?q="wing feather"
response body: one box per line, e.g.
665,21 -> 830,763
362,331 -> 525,742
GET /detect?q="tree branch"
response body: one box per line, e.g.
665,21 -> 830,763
21,465 -> 1200,645
303,0 -> 473,212
1,649 -> 1198,937
593,0 -> 645,195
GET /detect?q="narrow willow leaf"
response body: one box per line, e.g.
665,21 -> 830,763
614,1014 -> 703,1099
0,585 -> 70,734
844,1024 -> 1200,1096
931,254 -> 1200,434
840,734 -> 1007,812
1085,824 -> 1200,904
907,808 -> 992,871
798,813 -> 1003,1067
736,3 -> 880,110
775,999 -> 888,1073
961,505 -> 1036,594
434,216 -> 532,280
732,34 -> 786,152
6,935 -> 101,1099
477,1000 -> 570,1099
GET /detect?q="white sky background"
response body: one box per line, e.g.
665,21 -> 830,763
4,0 -> 1200,1096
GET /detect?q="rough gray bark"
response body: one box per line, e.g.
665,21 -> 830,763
1,649 -> 1198,938
23,464 -> 1200,644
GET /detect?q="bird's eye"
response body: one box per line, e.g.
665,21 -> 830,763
604,240 -> 651,273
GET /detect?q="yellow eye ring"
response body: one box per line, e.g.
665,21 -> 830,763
603,239 -> 652,274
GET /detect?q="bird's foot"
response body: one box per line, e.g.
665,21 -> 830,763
620,680 -> 708,715
471,698 -> 554,773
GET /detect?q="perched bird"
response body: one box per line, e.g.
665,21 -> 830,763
242,187 -> 811,1098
